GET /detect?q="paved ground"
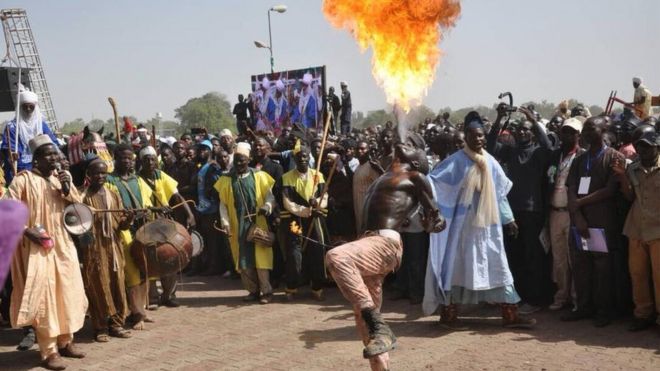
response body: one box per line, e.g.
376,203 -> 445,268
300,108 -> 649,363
1,276 -> 658,370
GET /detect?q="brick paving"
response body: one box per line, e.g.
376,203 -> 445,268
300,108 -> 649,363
1,276 -> 658,370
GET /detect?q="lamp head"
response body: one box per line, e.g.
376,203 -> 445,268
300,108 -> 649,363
254,40 -> 269,49
270,5 -> 287,13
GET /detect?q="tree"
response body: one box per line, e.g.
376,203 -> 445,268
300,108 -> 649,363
60,118 -> 86,135
175,92 -> 234,135
359,109 -> 396,129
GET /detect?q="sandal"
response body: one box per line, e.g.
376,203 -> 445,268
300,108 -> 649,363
109,327 -> 132,339
95,331 -> 110,343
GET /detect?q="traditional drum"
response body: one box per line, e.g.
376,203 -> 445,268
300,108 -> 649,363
190,229 -> 204,257
131,219 -> 192,277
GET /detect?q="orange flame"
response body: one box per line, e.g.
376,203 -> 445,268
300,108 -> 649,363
323,0 -> 461,112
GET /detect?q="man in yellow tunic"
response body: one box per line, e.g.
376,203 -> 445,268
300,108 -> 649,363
138,146 -> 196,308
9,134 -> 87,370
215,142 -> 276,304
106,144 -> 155,330
80,158 -> 133,342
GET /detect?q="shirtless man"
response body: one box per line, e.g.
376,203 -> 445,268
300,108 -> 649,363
326,136 -> 446,371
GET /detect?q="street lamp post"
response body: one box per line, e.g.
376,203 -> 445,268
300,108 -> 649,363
254,4 -> 286,73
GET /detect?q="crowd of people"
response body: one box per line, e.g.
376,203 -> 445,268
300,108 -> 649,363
0,76 -> 658,371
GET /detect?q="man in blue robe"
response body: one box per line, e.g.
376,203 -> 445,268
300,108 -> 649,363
1,90 -> 57,184
423,111 -> 536,329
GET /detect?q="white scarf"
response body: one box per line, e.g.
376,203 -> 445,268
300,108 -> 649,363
17,104 -> 44,163
274,95 -> 286,120
461,146 -> 499,227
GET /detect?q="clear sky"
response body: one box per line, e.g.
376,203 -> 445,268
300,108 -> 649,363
1,0 -> 658,124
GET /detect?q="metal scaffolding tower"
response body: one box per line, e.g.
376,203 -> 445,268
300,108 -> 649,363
1,8 -> 59,130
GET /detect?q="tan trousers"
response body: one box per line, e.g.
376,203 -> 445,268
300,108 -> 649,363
549,210 -> 575,306
36,332 -> 73,360
240,268 -> 272,295
628,238 -> 660,322
326,234 -> 402,371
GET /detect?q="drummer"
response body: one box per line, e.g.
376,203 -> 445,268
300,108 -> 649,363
79,158 -> 134,342
137,146 -> 196,308
106,144 -> 153,329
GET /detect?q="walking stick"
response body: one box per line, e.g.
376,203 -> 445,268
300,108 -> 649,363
301,154 -> 338,251
108,97 -> 120,143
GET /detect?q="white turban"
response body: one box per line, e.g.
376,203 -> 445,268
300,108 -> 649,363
302,73 -> 313,85
19,90 -> 39,104
235,142 -> 251,158
633,77 -> 642,84
261,77 -> 271,89
275,79 -> 285,92
139,146 -> 157,159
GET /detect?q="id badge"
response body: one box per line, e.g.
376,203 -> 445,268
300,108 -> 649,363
578,177 -> 591,195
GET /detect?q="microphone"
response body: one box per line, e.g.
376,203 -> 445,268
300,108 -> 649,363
54,162 -> 70,195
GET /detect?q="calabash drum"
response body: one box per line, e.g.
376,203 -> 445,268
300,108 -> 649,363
130,219 -> 192,277
190,229 -> 204,257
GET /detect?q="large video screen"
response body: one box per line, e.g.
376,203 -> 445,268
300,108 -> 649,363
250,66 -> 326,134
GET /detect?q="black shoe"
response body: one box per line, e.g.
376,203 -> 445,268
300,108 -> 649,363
160,298 -> 180,308
560,310 -> 592,322
17,328 -> 36,351
628,317 -> 655,332
361,309 -> 397,358
243,292 -> 260,302
593,316 -> 611,328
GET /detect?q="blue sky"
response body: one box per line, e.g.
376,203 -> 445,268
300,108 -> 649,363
2,0 -> 658,124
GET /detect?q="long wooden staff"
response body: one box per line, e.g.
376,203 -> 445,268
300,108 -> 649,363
108,97 -> 120,143
302,155 -> 338,251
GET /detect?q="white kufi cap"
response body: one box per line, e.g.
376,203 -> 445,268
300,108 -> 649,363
235,142 -> 251,157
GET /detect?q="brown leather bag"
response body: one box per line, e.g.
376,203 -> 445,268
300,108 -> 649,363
246,223 -> 275,247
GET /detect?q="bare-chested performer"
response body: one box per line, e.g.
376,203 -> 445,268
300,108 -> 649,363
326,135 -> 446,371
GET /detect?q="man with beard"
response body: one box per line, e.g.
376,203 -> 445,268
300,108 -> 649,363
326,135 -> 445,371
1,90 -> 57,184
250,136 -> 284,283
219,129 -> 236,169
215,142 -> 276,303
8,135 -> 87,370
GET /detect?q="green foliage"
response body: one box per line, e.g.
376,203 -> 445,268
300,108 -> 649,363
356,109 -> 396,129
174,92 -> 234,135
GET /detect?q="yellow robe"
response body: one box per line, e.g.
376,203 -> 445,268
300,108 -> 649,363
214,171 -> 275,270
105,177 -> 153,288
8,171 -> 88,337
